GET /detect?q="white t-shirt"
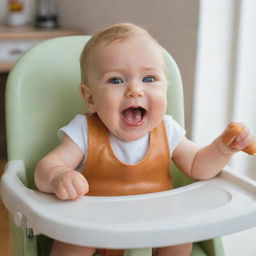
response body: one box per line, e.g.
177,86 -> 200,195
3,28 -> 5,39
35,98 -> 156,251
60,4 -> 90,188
59,114 -> 185,168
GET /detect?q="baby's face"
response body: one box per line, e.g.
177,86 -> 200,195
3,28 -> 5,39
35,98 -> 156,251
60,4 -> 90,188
81,36 -> 168,141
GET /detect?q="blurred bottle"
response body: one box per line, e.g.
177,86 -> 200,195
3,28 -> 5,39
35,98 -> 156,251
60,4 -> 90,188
7,0 -> 36,26
0,0 -> 8,24
35,0 -> 58,29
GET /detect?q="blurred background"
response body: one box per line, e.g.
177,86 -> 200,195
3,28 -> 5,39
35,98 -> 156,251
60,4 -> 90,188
0,0 -> 256,255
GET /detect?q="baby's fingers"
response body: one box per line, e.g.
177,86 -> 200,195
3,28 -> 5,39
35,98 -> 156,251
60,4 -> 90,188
72,175 -> 89,198
223,122 -> 256,155
54,180 -> 76,200
231,126 -> 251,149
63,180 -> 79,200
52,171 -> 89,200
56,186 -> 69,200
232,127 -> 256,155
61,177 -> 88,200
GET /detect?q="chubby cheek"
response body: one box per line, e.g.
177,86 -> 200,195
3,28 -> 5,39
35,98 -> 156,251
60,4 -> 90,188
150,92 -> 167,115
94,95 -> 120,123
96,92 -> 117,111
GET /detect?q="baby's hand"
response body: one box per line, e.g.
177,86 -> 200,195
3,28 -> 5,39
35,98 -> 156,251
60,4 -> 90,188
221,122 -> 256,155
51,170 -> 89,200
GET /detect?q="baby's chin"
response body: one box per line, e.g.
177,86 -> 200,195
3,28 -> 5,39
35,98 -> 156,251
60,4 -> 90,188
112,129 -> 149,142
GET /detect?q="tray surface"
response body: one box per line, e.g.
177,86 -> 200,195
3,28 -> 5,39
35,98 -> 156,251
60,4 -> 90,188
2,161 -> 256,248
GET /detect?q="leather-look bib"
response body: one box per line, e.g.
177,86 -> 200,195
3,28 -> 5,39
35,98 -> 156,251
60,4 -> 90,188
82,114 -> 172,256
83,113 -> 172,196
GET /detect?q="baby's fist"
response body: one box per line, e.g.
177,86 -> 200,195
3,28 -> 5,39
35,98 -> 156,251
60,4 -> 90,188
221,122 -> 256,155
51,170 -> 89,200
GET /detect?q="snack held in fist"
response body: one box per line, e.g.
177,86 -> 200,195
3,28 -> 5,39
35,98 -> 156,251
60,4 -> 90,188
222,122 -> 256,155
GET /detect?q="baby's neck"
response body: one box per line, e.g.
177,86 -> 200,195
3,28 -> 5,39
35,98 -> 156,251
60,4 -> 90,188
109,132 -> 150,143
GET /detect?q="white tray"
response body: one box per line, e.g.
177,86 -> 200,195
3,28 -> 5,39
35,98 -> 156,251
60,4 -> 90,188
1,160 -> 256,248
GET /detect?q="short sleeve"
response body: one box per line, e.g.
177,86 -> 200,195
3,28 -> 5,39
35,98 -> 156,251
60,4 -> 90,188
164,114 -> 186,158
58,114 -> 88,156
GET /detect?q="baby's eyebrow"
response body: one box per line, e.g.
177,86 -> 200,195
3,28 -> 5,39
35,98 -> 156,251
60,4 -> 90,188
142,67 -> 157,70
99,69 -> 125,80
99,66 -> 162,79
140,67 -> 162,73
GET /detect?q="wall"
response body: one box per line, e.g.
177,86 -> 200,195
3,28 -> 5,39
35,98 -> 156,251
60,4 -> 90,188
193,0 -> 256,173
56,0 -> 199,137
193,0 -> 239,144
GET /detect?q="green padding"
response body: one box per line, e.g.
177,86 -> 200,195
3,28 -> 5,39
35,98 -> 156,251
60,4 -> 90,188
191,244 -> 207,256
124,244 -> 206,256
5,36 -> 225,256
199,238 -> 225,256
10,218 -> 37,256
125,248 -> 152,256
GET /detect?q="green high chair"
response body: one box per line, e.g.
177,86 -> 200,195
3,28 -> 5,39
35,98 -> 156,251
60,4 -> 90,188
2,36 -> 256,256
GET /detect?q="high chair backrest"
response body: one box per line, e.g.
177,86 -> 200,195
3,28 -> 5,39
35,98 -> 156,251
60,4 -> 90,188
5,36 -> 224,256
6,35 -> 191,190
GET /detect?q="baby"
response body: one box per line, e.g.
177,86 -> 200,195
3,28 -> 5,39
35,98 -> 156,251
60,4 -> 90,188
35,23 -> 255,256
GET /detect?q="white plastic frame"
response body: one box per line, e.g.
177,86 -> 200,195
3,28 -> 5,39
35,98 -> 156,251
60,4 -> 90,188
1,160 -> 256,248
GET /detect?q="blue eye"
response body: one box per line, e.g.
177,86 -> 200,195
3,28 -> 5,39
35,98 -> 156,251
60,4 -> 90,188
108,77 -> 124,84
142,76 -> 155,83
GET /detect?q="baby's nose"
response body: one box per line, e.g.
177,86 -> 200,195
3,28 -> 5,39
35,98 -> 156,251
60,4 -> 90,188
125,84 -> 144,97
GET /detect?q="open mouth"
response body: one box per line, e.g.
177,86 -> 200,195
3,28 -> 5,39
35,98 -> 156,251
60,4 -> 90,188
121,107 -> 147,126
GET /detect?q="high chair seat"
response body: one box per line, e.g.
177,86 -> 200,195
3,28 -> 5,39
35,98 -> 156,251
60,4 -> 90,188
2,161 -> 256,249
1,35 -> 255,256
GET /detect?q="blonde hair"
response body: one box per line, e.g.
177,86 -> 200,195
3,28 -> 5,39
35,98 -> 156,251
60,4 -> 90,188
80,23 -> 163,85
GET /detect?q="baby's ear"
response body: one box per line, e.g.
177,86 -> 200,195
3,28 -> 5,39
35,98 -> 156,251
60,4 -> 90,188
80,84 -> 96,113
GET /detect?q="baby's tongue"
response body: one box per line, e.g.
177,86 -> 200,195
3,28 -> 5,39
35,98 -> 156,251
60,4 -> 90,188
122,108 -> 143,125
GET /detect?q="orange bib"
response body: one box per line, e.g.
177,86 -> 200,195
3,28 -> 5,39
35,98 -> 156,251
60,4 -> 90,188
83,114 -> 172,196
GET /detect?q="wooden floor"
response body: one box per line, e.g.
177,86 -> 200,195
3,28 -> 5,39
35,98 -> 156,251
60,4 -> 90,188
0,159 -> 11,256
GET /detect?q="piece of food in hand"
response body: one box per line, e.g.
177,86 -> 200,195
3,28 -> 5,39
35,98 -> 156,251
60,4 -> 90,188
243,142 -> 256,155
222,122 -> 256,155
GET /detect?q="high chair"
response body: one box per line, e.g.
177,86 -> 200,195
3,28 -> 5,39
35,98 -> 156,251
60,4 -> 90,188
1,36 -> 256,256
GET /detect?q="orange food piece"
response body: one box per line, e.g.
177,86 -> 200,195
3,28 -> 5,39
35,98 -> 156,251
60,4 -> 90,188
222,122 -> 256,155
222,123 -> 243,145
243,142 -> 256,155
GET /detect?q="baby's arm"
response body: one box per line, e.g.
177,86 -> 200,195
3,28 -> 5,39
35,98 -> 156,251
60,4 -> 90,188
172,122 -> 255,180
34,134 -> 89,200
